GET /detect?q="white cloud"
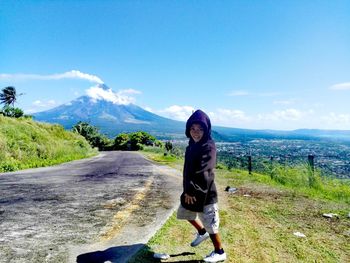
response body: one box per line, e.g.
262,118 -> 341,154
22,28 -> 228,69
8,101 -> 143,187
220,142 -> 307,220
159,105 -> 195,121
273,99 -> 296,105
32,99 -> 57,108
229,90 -> 250,96
322,113 -> 350,124
152,105 -> 350,130
258,108 -> 306,121
24,99 -> 59,114
0,70 -> 104,84
329,82 -> 350,90
208,108 -> 251,127
86,85 -> 140,105
143,106 -> 154,113
257,92 -> 280,97
229,90 -> 279,97
118,89 -> 142,95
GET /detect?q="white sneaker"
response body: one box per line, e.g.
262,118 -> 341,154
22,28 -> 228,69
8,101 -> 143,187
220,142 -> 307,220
203,251 -> 227,262
190,232 -> 210,247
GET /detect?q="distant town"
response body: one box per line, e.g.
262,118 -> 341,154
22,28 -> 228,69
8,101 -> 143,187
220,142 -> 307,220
173,139 -> 350,180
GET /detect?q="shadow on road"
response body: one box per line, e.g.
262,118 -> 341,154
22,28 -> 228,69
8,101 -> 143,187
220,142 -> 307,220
76,243 -> 144,263
126,245 -> 200,263
77,243 -> 202,263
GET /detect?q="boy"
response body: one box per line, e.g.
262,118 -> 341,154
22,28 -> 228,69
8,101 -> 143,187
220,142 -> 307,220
177,109 -> 227,262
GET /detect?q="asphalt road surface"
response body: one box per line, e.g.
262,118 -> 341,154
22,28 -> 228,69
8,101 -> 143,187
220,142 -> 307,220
0,151 -> 182,263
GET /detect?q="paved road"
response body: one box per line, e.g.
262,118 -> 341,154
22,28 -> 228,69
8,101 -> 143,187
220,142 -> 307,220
0,151 -> 182,263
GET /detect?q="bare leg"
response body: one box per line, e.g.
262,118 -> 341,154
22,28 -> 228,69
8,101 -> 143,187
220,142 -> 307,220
188,220 -> 205,231
210,233 -> 223,250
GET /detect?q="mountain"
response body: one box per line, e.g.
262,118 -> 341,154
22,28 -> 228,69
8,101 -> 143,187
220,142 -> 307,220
33,84 -> 350,141
33,84 -> 185,138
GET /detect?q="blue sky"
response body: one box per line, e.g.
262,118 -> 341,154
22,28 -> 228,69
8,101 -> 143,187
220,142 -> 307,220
1,0 -> 350,130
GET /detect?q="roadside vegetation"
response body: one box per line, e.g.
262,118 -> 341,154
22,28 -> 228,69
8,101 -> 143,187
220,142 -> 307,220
0,86 -> 27,118
130,147 -> 350,263
0,116 -> 97,172
0,116 -> 165,173
72,121 -> 164,151
0,86 -> 165,173
0,86 -> 99,172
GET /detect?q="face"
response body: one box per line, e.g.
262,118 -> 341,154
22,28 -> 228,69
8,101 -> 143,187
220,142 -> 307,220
190,123 -> 204,143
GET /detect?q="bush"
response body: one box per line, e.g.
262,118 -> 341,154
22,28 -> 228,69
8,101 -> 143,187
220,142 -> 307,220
114,133 -> 130,150
113,131 -> 157,151
165,141 -> 173,152
72,121 -> 112,150
1,106 -> 24,118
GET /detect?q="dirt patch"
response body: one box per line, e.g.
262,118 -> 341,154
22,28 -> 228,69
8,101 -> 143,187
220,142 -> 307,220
233,184 -> 290,200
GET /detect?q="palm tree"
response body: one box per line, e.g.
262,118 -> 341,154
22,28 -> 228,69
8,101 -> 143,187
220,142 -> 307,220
0,86 -> 24,107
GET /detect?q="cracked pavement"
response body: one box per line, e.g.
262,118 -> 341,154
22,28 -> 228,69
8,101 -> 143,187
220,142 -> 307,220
0,151 -> 182,263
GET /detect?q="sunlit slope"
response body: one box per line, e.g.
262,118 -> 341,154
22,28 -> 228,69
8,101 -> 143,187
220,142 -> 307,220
0,116 -> 97,172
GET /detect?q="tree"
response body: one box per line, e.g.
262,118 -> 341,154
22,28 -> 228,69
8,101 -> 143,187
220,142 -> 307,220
114,133 -> 130,150
0,86 -> 23,107
129,132 -> 144,150
165,141 -> 173,152
113,131 -> 157,151
129,131 -> 156,150
72,121 -> 111,150
72,121 -> 99,139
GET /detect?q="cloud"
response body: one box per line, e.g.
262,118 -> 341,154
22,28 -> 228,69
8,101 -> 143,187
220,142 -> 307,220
117,89 -> 142,95
258,92 -> 280,97
0,70 -> 104,84
159,105 -> 195,121
258,108 -> 306,121
154,106 -> 341,130
329,82 -> 350,90
32,99 -> 57,108
156,106 -> 252,127
229,90 -> 279,97
273,99 -> 296,105
229,90 -> 250,96
86,85 -> 140,105
322,112 -> 350,124
209,108 -> 251,127
24,99 -> 59,114
143,106 -> 155,113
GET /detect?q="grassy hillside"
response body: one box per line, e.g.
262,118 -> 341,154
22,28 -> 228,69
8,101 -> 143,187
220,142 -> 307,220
132,149 -> 350,263
0,116 -> 97,172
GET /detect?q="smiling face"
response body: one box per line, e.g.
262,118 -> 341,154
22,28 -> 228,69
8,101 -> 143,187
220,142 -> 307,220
190,123 -> 204,143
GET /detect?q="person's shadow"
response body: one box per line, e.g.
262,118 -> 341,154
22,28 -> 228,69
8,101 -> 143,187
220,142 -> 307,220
76,244 -> 199,263
76,244 -> 144,263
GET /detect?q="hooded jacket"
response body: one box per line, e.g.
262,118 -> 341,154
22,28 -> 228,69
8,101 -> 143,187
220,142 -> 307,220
181,110 -> 218,212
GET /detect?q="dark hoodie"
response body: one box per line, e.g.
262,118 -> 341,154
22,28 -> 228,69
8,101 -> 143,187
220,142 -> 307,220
180,110 -> 218,212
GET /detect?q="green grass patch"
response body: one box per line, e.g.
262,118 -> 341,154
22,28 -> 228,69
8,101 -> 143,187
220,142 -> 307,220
142,146 -> 183,170
0,116 -> 97,172
132,150 -> 350,263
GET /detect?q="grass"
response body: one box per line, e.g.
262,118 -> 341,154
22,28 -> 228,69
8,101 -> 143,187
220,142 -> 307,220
142,146 -> 184,170
129,148 -> 350,263
0,116 -> 97,172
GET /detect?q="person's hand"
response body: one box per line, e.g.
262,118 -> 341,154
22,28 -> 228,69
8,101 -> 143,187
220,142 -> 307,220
184,193 -> 196,204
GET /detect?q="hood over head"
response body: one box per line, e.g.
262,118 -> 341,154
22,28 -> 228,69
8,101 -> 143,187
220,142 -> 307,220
185,109 -> 212,142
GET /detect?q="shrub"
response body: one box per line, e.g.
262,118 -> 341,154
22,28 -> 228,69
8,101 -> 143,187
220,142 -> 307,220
113,131 -> 157,151
1,106 -> 24,118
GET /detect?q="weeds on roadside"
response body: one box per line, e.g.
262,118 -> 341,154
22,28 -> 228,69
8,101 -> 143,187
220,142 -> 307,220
135,150 -> 350,263
0,116 -> 97,172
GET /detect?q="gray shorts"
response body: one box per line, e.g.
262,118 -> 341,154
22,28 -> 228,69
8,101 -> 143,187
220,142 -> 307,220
176,203 -> 220,234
